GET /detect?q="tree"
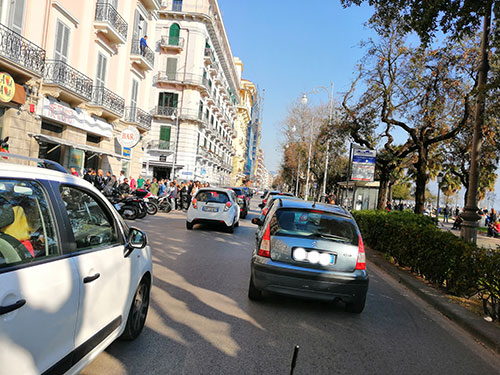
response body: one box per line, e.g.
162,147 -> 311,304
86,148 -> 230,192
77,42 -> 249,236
340,0 -> 497,240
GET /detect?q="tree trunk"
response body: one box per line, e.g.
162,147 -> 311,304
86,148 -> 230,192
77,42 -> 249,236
377,167 -> 390,210
414,146 -> 428,214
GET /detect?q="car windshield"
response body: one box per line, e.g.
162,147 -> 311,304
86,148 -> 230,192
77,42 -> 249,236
196,190 -> 229,204
271,209 -> 359,245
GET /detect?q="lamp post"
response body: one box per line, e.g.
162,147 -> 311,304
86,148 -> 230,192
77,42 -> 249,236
436,173 -> 443,223
170,110 -> 180,180
301,83 -> 334,201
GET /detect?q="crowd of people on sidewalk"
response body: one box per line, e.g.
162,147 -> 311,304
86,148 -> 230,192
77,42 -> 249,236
70,167 -> 211,211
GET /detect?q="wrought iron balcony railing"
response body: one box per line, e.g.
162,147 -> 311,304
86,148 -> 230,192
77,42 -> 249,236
44,60 -> 93,100
154,72 -> 204,86
92,86 -> 125,116
0,23 -> 45,76
95,2 -> 128,42
153,105 -> 177,117
130,38 -> 154,68
146,140 -> 173,151
160,35 -> 185,48
125,106 -> 152,129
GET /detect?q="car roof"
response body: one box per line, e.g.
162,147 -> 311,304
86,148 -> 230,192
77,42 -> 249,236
197,187 -> 232,194
274,199 -> 351,218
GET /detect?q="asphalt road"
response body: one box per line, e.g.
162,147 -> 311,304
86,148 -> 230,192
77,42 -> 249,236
82,201 -> 500,375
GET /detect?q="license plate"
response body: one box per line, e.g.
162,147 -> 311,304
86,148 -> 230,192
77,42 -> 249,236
114,203 -> 121,210
203,207 -> 218,212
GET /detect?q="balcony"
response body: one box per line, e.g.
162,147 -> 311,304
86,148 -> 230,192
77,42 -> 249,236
89,86 -> 125,120
130,38 -> 154,71
43,60 -> 93,104
146,140 -> 174,153
196,147 -> 209,159
124,106 -> 152,130
140,0 -> 161,11
0,23 -> 45,81
152,105 -> 177,118
94,2 -> 128,45
180,108 -> 204,124
204,47 -> 215,65
159,35 -> 184,52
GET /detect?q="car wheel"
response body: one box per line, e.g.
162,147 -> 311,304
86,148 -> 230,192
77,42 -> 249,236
345,294 -> 366,314
241,209 -> 247,219
120,277 -> 150,341
186,221 -> 194,230
226,220 -> 234,233
235,219 -> 239,228
248,276 -> 263,301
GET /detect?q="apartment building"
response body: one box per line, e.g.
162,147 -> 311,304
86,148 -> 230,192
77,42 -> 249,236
244,87 -> 262,181
143,0 -> 238,184
0,0 -> 159,177
231,57 -> 256,185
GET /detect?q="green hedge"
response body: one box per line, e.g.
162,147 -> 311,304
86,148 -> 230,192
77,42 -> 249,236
353,210 -> 500,321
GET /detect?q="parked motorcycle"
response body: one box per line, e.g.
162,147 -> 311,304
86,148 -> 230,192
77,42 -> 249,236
158,195 -> 173,213
133,189 -> 158,216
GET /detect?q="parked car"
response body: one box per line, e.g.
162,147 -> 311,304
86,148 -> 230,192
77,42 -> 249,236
224,187 -> 249,218
259,190 -> 294,209
249,199 -> 369,313
186,187 -> 240,233
0,156 -> 152,375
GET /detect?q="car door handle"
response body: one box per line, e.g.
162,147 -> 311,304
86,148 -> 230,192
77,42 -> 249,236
0,299 -> 26,315
83,273 -> 100,284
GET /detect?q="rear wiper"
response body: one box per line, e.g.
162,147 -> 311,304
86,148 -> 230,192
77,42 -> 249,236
311,232 -> 350,242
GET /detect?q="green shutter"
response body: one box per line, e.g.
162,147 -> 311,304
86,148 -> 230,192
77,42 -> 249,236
160,126 -> 171,141
173,93 -> 178,108
169,23 -> 180,46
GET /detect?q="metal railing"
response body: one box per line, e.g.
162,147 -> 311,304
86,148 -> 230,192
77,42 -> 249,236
44,60 -> 93,100
154,72 -> 204,86
180,108 -> 203,121
130,38 -> 154,67
160,35 -> 184,48
0,23 -> 45,76
95,2 -> 128,41
153,105 -> 177,117
125,106 -> 152,129
146,140 -> 173,151
92,86 -> 125,116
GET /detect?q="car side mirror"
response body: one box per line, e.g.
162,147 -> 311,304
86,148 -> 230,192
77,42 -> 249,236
251,218 -> 263,226
125,227 -> 148,257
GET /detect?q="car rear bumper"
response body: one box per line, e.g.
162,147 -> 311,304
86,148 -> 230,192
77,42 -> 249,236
251,257 -> 368,302
187,218 -> 232,226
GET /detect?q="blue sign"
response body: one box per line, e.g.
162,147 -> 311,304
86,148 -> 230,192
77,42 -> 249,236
351,148 -> 376,181
200,168 -> 207,175
122,147 -> 131,158
182,171 -> 193,176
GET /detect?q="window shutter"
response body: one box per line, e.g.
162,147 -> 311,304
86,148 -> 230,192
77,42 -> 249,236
61,25 -> 69,61
131,80 -> 138,107
158,92 -> 165,107
166,58 -> 177,81
159,126 -> 171,142
133,10 -> 140,40
10,0 -> 25,35
172,93 -> 178,108
96,53 -> 107,86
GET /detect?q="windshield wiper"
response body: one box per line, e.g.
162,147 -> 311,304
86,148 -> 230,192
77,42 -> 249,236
311,232 -> 350,242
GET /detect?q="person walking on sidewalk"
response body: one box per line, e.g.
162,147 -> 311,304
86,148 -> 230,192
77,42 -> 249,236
443,205 -> 450,223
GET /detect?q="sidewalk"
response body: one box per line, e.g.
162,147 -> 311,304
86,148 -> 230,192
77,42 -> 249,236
367,247 -> 500,355
438,219 -> 500,250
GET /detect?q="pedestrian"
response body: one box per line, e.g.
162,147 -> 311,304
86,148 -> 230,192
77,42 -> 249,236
94,169 -> 106,191
119,170 -> 126,184
490,208 -> 497,225
104,171 -> 112,185
130,176 -> 137,191
167,182 -> 177,209
386,200 -> 392,212
118,178 -> 131,197
140,35 -> 148,56
137,175 -> 145,189
102,175 -> 117,196
145,179 -> 151,190
443,205 -> 450,223
83,168 -> 94,184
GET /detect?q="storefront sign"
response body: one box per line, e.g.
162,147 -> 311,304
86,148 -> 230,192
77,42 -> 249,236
68,149 -> 84,171
118,127 -> 140,148
122,147 -> 131,158
39,97 -> 113,138
0,73 -> 15,103
351,148 -> 377,181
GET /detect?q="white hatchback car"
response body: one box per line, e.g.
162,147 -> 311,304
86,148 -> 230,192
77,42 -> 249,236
186,187 -> 240,232
0,157 -> 152,375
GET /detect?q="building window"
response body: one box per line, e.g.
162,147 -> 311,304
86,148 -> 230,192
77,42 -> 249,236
172,0 -> 182,12
86,134 -> 101,145
198,100 -> 203,120
166,57 -> 178,81
169,23 -> 180,46
54,20 -> 70,62
158,92 -> 178,109
131,79 -> 139,108
159,126 -> 171,150
7,0 -> 25,35
96,52 -> 107,87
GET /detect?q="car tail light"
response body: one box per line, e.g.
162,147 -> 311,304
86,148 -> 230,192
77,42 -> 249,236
224,201 -> 232,211
192,198 -> 197,209
258,224 -> 271,258
263,199 -> 267,205
262,207 -> 268,216
355,234 -> 366,270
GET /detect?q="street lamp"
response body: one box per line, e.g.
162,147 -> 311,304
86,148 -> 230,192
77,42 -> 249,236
301,83 -> 334,201
171,110 -> 180,180
436,173 -> 443,223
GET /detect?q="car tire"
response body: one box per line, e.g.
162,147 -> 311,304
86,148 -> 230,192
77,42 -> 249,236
186,221 -> 194,230
345,294 -> 366,314
226,220 -> 234,233
235,219 -> 239,228
248,276 -> 263,301
120,277 -> 150,341
241,209 -> 247,219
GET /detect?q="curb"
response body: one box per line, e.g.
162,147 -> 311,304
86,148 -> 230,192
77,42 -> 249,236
366,247 -> 500,355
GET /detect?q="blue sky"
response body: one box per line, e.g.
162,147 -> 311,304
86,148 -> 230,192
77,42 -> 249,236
218,0 -> 377,172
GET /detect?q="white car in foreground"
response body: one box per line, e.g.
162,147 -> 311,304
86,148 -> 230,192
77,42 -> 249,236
0,157 -> 152,375
186,187 -> 240,233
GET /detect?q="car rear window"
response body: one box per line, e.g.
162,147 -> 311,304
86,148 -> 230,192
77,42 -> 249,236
231,188 -> 243,195
270,209 -> 359,245
195,190 -> 229,204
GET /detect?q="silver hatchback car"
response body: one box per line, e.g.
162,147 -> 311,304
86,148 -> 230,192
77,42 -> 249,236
249,199 -> 369,313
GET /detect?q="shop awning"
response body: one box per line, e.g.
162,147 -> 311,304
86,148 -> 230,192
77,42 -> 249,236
30,133 -> 122,159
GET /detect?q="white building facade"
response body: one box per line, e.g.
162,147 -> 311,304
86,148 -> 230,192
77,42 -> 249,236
143,0 -> 238,184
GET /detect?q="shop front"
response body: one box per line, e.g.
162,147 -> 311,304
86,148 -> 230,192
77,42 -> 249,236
35,96 -> 120,173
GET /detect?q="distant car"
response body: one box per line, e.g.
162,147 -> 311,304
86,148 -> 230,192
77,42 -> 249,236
0,156 -> 152,375
249,199 -> 369,313
186,187 -> 240,233
224,187 -> 249,219
258,195 -> 302,222
259,191 -> 294,209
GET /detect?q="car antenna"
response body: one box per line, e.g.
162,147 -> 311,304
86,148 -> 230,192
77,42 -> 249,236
290,345 -> 300,375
